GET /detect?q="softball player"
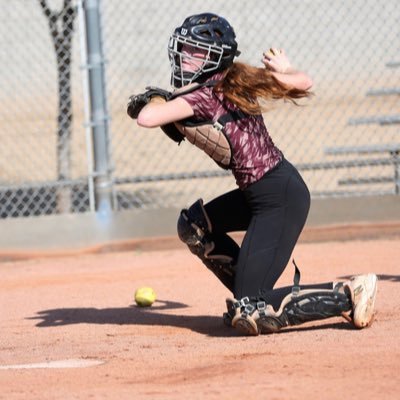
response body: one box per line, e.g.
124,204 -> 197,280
128,13 -> 378,335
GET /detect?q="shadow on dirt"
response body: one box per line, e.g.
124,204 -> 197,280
339,274 -> 400,282
28,299 -> 356,338
28,300 -> 235,337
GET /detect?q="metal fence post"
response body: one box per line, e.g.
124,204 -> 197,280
80,0 -> 113,214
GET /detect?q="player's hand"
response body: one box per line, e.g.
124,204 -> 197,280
262,48 -> 293,74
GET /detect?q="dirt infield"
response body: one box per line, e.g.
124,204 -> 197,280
1,236 -> 399,399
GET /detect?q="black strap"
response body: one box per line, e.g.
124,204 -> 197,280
169,80 -> 220,100
291,259 -> 301,297
217,109 -> 248,125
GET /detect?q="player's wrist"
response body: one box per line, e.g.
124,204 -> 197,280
149,96 -> 167,104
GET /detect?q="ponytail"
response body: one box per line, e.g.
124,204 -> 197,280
214,62 -> 312,115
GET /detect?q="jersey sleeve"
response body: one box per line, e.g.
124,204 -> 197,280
179,86 -> 214,120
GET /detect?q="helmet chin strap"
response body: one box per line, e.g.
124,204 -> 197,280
172,69 -> 223,88
172,70 -> 196,88
192,69 -> 222,84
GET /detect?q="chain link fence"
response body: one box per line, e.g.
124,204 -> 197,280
0,0 -> 89,218
1,0 -> 399,219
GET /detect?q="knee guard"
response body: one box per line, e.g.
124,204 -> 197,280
177,198 -> 212,247
177,199 -> 237,292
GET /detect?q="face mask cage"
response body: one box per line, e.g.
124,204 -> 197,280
168,34 -> 224,88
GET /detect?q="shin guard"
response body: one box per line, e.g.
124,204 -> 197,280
256,289 -> 352,334
231,262 -> 352,336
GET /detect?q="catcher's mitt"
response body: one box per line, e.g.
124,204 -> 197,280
127,87 -> 172,119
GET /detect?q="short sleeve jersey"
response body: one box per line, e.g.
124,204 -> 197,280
179,74 -> 283,190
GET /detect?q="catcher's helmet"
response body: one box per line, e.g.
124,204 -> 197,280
168,13 -> 240,88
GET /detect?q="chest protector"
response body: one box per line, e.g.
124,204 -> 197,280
161,81 -> 247,170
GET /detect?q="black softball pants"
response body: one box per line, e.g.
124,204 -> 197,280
204,158 -> 331,309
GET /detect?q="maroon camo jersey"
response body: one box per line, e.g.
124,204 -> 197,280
180,74 -> 283,190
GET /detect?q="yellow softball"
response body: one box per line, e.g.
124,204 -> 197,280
134,287 -> 156,307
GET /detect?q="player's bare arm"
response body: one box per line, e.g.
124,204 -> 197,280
137,97 -> 194,128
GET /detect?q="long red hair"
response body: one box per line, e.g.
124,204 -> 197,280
214,62 -> 312,115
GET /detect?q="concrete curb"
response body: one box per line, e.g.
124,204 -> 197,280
1,220 -> 399,262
